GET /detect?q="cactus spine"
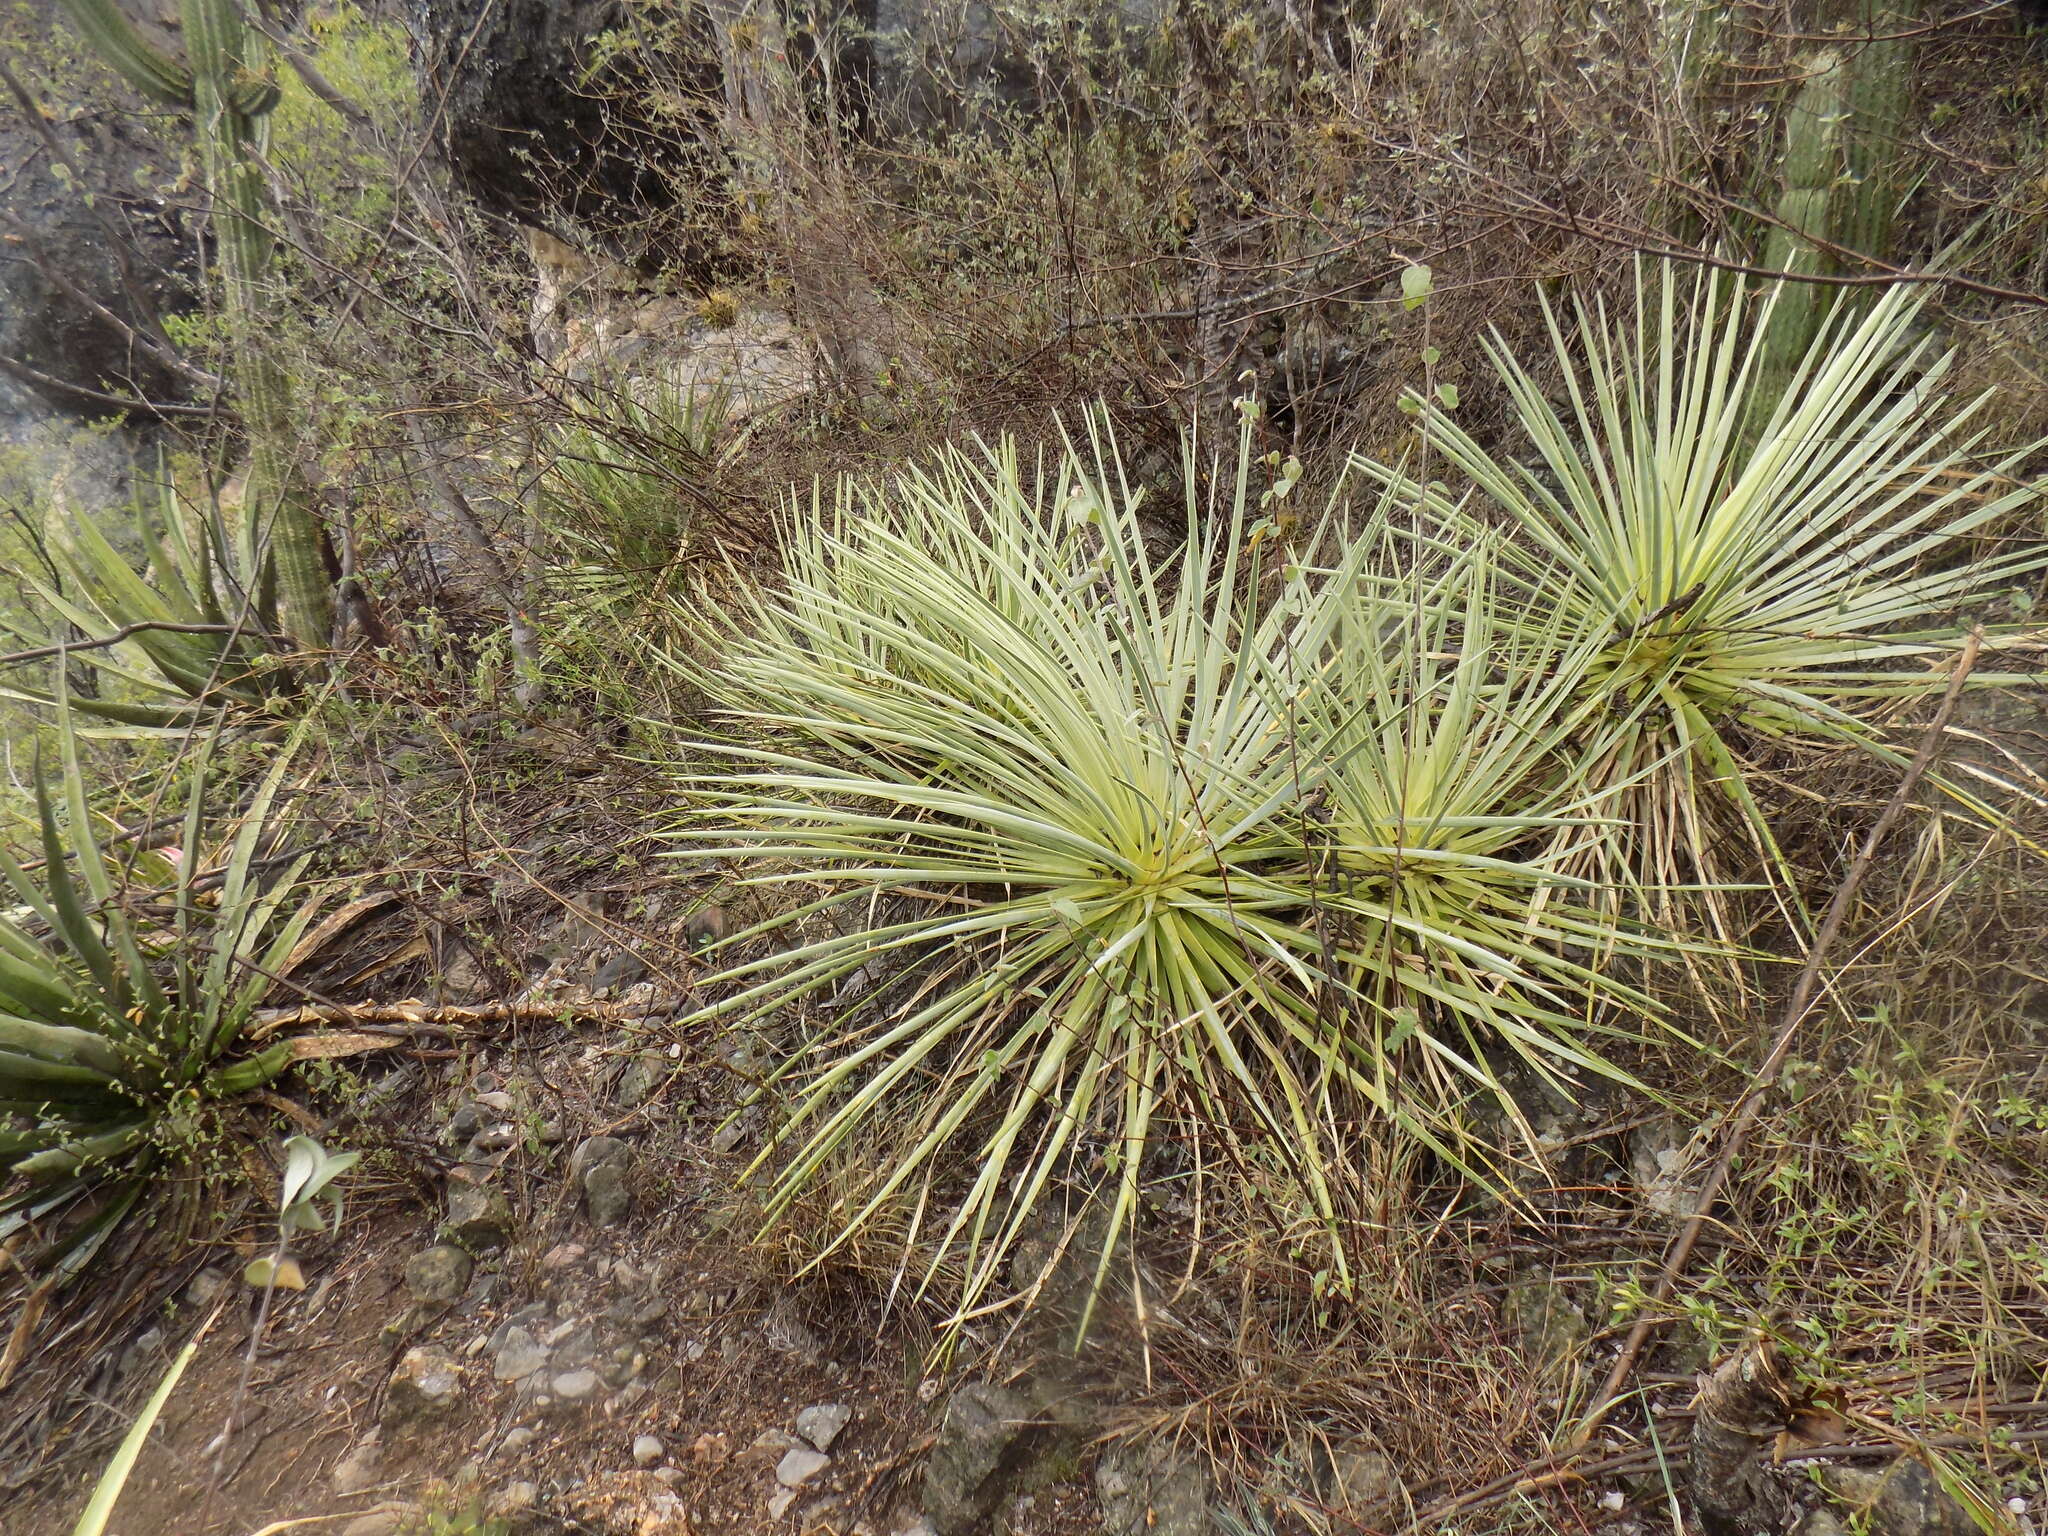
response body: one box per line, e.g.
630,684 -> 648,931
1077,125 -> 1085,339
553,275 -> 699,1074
58,0 -> 331,646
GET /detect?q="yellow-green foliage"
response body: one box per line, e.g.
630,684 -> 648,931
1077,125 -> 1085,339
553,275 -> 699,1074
268,3 -> 414,256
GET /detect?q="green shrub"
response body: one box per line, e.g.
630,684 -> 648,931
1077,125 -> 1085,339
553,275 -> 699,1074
542,370 -> 732,586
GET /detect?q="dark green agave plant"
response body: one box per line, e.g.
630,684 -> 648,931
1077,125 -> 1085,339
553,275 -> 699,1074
0,695 -> 319,1278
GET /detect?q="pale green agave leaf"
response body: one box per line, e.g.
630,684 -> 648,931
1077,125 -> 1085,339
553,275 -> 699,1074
664,408 -> 1689,1338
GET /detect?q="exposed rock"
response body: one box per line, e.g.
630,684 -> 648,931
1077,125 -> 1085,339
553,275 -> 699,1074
0,0 -> 194,414
384,1346 -> 465,1422
548,1322 -> 600,1369
777,1447 -> 832,1487
404,1243 -> 475,1307
494,1327 -> 549,1382
542,1242 -> 589,1272
923,1383 -> 1044,1536
331,1434 -> 383,1496
768,1488 -> 801,1520
340,1508 -> 414,1536
552,1368 -> 601,1401
182,1267 -> 230,1312
617,1049 -> 668,1109
1631,1115 -> 1708,1220
492,1479 -> 541,1517
500,1426 -> 539,1456
634,1434 -> 665,1466
442,1180 -> 516,1251
1095,1444 -> 1214,1536
1327,1438 -> 1404,1516
569,1135 -> 631,1187
591,948 -> 647,993
1822,1460 -> 1974,1536
1500,1277 -> 1590,1375
1796,1510 -> 1851,1536
414,0 -> 719,249
584,1159 -> 633,1227
796,1403 -> 853,1452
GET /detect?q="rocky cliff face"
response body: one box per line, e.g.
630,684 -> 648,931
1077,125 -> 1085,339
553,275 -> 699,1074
412,0 -> 725,262
406,0 -> 1165,256
0,0 -> 193,416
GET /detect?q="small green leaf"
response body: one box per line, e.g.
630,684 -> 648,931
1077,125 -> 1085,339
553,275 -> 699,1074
1437,383 -> 1460,408
1400,263 -> 1434,310
243,1254 -> 305,1291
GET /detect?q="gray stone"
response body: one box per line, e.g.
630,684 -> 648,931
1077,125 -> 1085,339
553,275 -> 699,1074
469,1122 -> 519,1153
384,1346 -> 464,1422
1501,1278 -> 1589,1374
442,1180 -> 515,1252
568,1135 -> 630,1187
182,1267 -> 230,1312
541,1242 -> 588,1271
777,1447 -> 832,1487
617,1050 -> 667,1108
0,7 -> 194,420
492,1480 -> 540,1517
500,1426 -> 538,1456
1630,1116 -> 1706,1220
633,1434 -> 665,1466
796,1403 -> 853,1452
493,1327 -> 549,1382
331,1434 -> 383,1496
922,1383 -> 1043,1536
1096,1446 -> 1213,1536
1823,1461 -> 1973,1536
549,1324 -> 600,1370
584,1159 -> 633,1226
552,1368 -> 601,1401
1327,1440 -> 1403,1516
340,1509 -> 412,1536
403,1244 -> 474,1307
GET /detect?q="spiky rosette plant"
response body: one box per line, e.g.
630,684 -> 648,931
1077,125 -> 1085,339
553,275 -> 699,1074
0,696 -> 320,1279
0,472 -> 288,732
664,419 -> 1671,1334
1286,530 -> 1677,1143
1351,263 -> 2048,916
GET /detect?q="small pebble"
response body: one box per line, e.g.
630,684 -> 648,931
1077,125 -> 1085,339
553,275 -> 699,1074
552,1368 -> 600,1400
499,1426 -> 537,1455
493,1480 -> 539,1515
795,1404 -> 852,1452
633,1434 -> 664,1466
776,1447 -> 830,1487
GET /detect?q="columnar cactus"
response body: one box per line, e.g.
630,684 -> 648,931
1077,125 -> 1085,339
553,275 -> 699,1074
58,0 -> 333,646
1754,2 -> 1920,420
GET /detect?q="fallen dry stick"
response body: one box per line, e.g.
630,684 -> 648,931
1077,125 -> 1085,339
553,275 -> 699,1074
251,997 -> 664,1039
